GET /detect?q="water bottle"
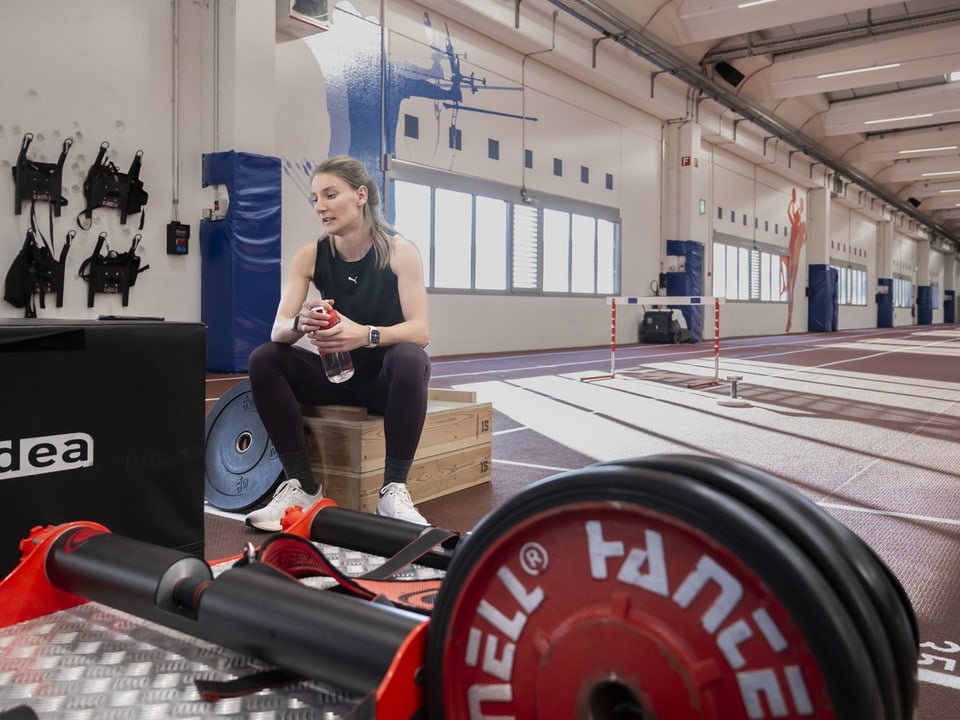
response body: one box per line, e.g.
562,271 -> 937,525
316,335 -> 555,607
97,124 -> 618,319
313,306 -> 355,383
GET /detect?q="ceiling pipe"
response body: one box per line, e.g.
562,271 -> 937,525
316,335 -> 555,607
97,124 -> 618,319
545,0 -> 960,247
702,6 -> 960,64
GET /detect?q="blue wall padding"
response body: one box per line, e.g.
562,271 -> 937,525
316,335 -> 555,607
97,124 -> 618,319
916,286 -> 932,325
665,240 -> 704,342
807,264 -> 838,332
944,290 -> 955,323
200,151 -> 282,372
877,277 -> 893,328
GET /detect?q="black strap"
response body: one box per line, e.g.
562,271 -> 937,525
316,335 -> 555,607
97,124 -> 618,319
361,526 -> 458,580
28,200 -> 54,255
28,200 -> 56,311
195,669 -> 301,701
249,530 -> 452,614
0,707 -> 38,720
78,232 -> 108,281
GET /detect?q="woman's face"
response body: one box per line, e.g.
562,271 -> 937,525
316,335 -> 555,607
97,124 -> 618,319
310,172 -> 367,236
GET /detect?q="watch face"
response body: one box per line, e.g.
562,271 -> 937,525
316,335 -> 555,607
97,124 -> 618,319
370,327 -> 380,345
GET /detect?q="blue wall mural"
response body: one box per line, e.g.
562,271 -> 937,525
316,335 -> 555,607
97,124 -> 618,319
285,2 -> 535,205
386,14 -> 534,163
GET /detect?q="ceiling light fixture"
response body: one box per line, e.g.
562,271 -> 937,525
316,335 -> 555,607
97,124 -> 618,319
738,0 -> 776,8
817,63 -> 900,80
864,113 -> 933,126
898,145 -> 959,155
921,170 -> 960,177
938,188 -> 960,193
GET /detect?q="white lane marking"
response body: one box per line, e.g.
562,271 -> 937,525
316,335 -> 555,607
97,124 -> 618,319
919,668 -> 960,689
204,504 -> 248,520
494,458 -> 574,473
818,502 -> 960,526
493,426 -> 530,436
455,379 -> 668,462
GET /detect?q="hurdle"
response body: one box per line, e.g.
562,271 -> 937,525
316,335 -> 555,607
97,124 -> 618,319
581,295 -> 725,385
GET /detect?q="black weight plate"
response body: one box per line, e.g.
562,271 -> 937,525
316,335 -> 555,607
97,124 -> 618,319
204,380 -> 283,512
713,458 -> 919,717
615,454 -> 916,720
427,463 -> 884,720
679,454 -> 916,719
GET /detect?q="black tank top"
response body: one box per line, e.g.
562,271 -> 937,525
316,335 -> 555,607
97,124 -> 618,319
313,236 -> 405,380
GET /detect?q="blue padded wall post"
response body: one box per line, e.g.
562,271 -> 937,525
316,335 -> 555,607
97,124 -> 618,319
665,239 -> 704,342
876,278 -> 894,328
944,290 -> 955,324
916,286 -> 932,325
807,264 -> 838,332
200,151 -> 282,372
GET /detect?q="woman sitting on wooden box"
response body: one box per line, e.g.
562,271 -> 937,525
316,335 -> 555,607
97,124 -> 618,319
245,156 -> 431,531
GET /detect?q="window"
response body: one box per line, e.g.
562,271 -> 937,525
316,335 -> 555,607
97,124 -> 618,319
892,275 -> 912,308
712,234 -> 787,303
543,209 -> 570,292
391,181 -> 432,284
434,189 -> 472,289
475,196 -> 508,290
832,262 -> 868,306
512,203 -> 539,290
388,160 -> 620,295
404,114 -> 419,139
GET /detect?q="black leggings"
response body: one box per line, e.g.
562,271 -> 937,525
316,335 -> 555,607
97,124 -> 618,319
247,342 -> 432,461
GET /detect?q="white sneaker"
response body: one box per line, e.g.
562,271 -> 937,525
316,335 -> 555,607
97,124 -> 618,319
245,479 -> 322,532
376,483 -> 428,524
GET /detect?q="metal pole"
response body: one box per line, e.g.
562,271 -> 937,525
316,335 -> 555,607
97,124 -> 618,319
713,298 -> 720,382
610,297 -> 617,376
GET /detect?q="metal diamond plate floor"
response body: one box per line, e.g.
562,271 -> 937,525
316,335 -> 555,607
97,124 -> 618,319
0,602 -> 358,718
0,544 -> 444,719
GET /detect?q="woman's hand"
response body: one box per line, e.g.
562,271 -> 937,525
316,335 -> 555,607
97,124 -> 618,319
295,300 -> 334,335
300,301 -> 368,353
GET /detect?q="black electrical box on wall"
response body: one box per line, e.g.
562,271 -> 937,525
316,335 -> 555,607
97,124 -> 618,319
166,221 -> 190,255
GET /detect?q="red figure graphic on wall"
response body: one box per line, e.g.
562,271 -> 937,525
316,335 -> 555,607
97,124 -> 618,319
784,187 -> 806,332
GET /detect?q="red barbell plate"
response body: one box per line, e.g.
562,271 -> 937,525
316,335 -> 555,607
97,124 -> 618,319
427,465 -> 882,719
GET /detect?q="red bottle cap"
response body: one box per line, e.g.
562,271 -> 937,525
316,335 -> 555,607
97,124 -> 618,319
312,306 -> 339,326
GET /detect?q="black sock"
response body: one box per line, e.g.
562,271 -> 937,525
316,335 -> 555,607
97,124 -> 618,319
279,451 -> 319,494
382,456 -> 412,490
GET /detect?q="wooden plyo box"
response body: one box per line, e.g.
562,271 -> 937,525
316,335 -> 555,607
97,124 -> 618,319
302,389 -> 493,512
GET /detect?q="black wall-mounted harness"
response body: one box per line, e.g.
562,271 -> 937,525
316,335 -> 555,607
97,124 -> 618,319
78,231 -> 149,307
78,142 -> 148,230
3,228 -> 74,318
12,134 -> 72,217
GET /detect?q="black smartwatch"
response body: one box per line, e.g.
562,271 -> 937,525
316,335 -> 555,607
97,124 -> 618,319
292,315 -> 301,332
366,326 -> 380,348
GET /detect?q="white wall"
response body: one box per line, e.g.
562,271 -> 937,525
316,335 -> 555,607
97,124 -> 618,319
2,0 -> 944,357
0,0 -> 209,322
708,147 -> 808,336
892,232 -> 920,327
830,205 -> 878,330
